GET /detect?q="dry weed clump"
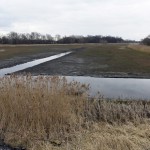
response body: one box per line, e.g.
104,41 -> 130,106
128,44 -> 150,53
0,75 -> 88,146
85,99 -> 150,124
0,75 -> 150,149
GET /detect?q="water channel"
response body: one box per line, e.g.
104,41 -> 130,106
0,52 -> 150,100
0,51 -> 71,77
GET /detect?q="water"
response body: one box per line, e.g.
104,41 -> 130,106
0,51 -> 71,76
0,51 -> 150,99
66,76 -> 150,100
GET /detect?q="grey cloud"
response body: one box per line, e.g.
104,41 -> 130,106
0,0 -> 150,40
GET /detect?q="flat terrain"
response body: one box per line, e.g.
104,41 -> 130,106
1,44 -> 150,78
0,44 -> 83,69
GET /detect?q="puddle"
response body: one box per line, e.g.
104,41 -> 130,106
0,51 -> 71,76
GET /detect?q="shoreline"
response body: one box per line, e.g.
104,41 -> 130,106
1,44 -> 150,79
1,51 -> 150,79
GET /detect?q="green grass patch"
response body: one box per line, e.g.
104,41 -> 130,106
77,44 -> 150,73
0,44 -> 83,60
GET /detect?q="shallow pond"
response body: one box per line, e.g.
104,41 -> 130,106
0,52 -> 150,100
66,76 -> 150,100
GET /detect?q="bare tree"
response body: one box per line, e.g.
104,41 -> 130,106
55,34 -> 61,41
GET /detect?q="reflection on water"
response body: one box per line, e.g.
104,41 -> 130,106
66,76 -> 150,100
0,51 -> 150,100
0,52 -> 71,77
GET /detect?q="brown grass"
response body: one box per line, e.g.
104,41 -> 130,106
0,75 -> 150,150
128,44 -> 150,53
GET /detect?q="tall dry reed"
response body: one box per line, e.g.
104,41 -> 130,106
0,75 -> 150,149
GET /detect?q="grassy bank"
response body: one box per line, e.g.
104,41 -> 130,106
4,44 -> 150,77
1,44 -> 150,77
76,44 -> 150,73
0,44 -> 83,60
0,75 -> 150,150
128,44 -> 150,53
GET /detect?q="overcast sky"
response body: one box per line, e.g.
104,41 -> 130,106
0,0 -> 150,40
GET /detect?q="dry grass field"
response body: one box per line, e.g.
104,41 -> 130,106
128,44 -> 150,53
0,75 -> 150,150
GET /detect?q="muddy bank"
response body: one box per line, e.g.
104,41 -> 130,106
1,45 -> 150,78
15,49 -> 150,79
0,48 -> 81,70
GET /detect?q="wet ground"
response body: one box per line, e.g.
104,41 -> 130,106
15,47 -> 150,78
1,45 -> 150,78
0,50 -> 67,69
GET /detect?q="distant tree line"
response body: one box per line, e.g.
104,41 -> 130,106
0,32 -> 54,44
0,32 -> 134,45
142,35 -> 150,46
57,35 -> 124,44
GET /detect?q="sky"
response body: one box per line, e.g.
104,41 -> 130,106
0,0 -> 150,40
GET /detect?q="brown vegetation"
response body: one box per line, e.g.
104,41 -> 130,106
128,44 -> 150,53
0,75 -> 150,150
